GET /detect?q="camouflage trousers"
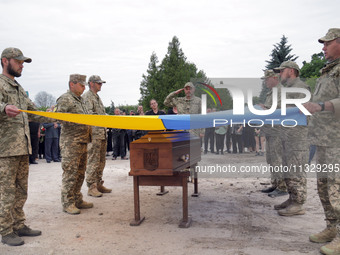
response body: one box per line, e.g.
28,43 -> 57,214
266,135 -> 287,191
316,146 -> 340,232
0,155 -> 29,236
61,142 -> 87,208
86,139 -> 107,186
281,139 -> 308,204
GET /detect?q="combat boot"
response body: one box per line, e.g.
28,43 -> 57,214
278,202 -> 305,216
274,198 -> 291,210
310,226 -> 337,243
1,232 -> 24,246
63,204 -> 80,215
88,183 -> 103,197
16,225 -> 41,237
97,180 -> 112,193
320,236 -> 340,255
76,200 -> 93,209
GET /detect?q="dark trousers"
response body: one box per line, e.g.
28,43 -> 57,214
29,135 -> 39,163
45,138 -> 59,161
232,134 -> 243,153
215,134 -> 225,152
204,128 -> 215,152
113,131 -> 126,158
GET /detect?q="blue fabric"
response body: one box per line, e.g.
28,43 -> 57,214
159,107 -> 307,130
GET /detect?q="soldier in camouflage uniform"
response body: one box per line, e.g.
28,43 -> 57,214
164,82 -> 203,135
164,82 -> 202,115
0,48 -> 42,246
273,61 -> 309,216
83,75 -> 112,197
303,28 -> 340,255
164,82 -> 203,182
55,74 -> 93,215
260,70 -> 288,197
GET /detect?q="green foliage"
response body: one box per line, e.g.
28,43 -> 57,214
259,35 -> 298,103
116,104 -> 139,115
139,36 -> 231,112
38,106 -> 48,112
300,52 -> 326,79
265,35 -> 298,69
304,76 -> 318,93
105,100 -> 115,115
252,96 -> 260,105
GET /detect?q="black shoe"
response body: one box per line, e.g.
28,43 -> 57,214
112,157 -> 117,160
268,189 -> 289,198
30,160 -> 38,164
16,225 -> 42,237
215,151 -> 219,155
204,151 -> 207,154
121,157 -> 129,160
53,159 -> 61,162
221,151 -> 224,155
46,160 -> 51,163
261,186 -> 276,193
1,232 -> 24,246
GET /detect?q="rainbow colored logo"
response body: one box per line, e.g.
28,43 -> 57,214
195,82 -> 222,106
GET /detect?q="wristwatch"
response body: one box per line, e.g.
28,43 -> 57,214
318,102 -> 325,111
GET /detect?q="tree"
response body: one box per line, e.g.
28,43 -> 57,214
259,35 -> 299,103
105,100 -> 115,115
300,52 -> 326,93
139,52 -> 160,109
139,36 -> 200,110
300,52 -> 326,78
34,91 -> 56,108
265,35 -> 298,69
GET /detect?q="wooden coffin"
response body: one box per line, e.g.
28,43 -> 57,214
129,131 -> 201,176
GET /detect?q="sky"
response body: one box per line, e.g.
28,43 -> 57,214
0,0 -> 339,107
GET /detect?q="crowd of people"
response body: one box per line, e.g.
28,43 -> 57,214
1,28 -> 340,255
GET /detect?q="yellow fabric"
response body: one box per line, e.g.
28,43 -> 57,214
20,110 -> 165,130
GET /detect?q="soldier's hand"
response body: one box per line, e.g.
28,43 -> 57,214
175,88 -> 184,94
302,102 -> 321,114
5,105 -> 20,117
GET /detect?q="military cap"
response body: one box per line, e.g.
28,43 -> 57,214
1,47 -> 32,63
273,61 -> 300,73
184,82 -> 195,88
69,74 -> 86,85
88,75 -> 106,84
261,69 -> 278,79
318,28 -> 340,43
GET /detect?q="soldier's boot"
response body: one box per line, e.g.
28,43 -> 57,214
97,181 -> 112,193
88,183 -> 103,197
277,202 -> 305,216
274,198 -> 291,210
320,236 -> 340,255
63,204 -> 80,215
1,232 -> 24,246
76,200 -> 93,209
16,225 -> 42,237
310,227 -> 337,243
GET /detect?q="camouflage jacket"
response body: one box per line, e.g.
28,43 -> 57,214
308,58 -> 340,147
0,74 -> 40,157
164,91 -> 203,136
55,90 -> 91,144
82,90 -> 106,140
279,78 -> 309,147
164,91 -> 201,114
262,84 -> 283,137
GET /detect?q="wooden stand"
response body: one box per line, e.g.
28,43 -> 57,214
156,186 -> 169,196
130,171 -> 192,228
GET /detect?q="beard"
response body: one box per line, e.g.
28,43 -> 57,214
7,61 -> 22,77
